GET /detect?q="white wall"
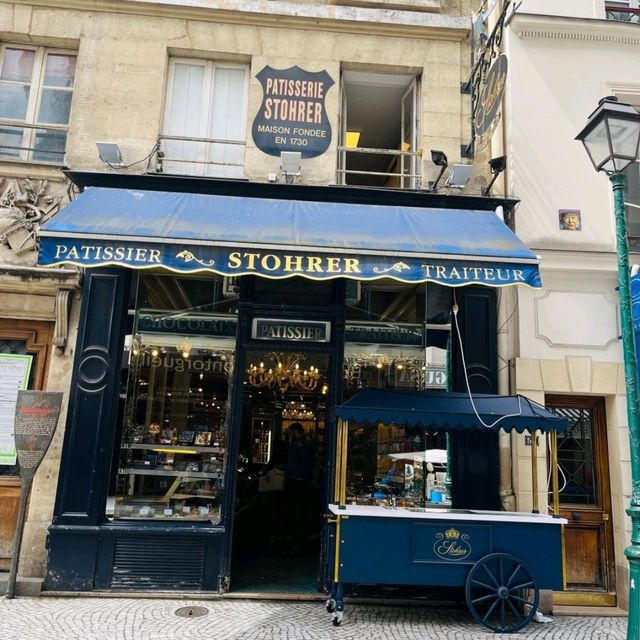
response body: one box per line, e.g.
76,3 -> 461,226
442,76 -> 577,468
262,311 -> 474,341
505,22 -> 640,253
517,0 -> 604,19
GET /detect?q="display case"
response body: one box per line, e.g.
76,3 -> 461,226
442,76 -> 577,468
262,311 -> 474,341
115,316 -> 235,523
345,422 -> 448,509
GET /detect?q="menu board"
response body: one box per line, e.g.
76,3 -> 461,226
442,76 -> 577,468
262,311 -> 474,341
0,354 -> 33,466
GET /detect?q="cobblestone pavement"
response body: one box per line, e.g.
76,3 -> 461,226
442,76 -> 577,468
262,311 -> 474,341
0,597 -> 627,640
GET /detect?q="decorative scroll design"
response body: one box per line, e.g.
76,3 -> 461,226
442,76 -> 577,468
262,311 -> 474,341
54,289 -> 74,356
0,178 -> 61,255
176,250 -> 215,267
463,0 -> 512,155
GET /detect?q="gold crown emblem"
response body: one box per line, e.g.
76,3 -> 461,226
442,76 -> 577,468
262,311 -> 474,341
444,527 -> 460,540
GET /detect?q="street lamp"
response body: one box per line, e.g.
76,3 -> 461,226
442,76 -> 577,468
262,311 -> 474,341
576,96 -> 640,638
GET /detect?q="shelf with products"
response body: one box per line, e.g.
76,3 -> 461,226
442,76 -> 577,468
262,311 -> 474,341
121,443 -> 225,454
118,468 -> 222,479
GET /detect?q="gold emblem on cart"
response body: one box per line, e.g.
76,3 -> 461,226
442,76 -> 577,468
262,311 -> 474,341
433,527 -> 472,561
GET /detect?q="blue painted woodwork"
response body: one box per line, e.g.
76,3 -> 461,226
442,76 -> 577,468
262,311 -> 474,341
336,515 -> 563,591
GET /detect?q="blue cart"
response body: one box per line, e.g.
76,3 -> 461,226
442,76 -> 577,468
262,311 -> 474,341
326,389 -> 568,634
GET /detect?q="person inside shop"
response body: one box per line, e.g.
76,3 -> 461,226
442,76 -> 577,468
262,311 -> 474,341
284,422 -> 317,553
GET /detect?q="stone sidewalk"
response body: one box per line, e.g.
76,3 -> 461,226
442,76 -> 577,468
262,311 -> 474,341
0,596 -> 627,640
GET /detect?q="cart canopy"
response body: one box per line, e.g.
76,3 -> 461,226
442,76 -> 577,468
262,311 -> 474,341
332,389 -> 567,434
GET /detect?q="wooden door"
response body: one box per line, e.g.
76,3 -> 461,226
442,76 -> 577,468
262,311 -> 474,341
547,396 -> 616,606
0,319 -> 53,569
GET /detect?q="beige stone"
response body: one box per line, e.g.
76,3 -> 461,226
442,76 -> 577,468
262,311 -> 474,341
566,355 -> 592,393
514,357 -> 543,392
540,359 -> 570,392
591,361 -> 618,395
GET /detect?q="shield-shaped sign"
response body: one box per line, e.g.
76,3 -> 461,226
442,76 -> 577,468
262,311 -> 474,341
252,65 -> 335,159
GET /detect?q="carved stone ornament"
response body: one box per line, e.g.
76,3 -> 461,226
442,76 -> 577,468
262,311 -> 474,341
0,177 -> 61,256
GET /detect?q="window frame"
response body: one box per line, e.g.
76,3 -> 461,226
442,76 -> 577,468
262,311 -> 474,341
161,57 -> 250,177
0,44 -> 77,164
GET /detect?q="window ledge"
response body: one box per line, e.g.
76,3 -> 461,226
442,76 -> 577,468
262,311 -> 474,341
330,0 -> 441,13
0,158 -> 67,182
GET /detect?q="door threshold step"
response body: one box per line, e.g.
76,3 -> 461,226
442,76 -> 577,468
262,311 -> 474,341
554,605 -> 626,617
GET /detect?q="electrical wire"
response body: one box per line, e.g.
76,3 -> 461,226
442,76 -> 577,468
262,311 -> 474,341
452,291 -> 524,429
104,141 -> 160,171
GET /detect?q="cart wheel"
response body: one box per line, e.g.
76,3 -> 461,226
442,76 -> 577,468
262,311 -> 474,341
332,611 -> 343,626
326,598 -> 336,613
465,552 -> 539,633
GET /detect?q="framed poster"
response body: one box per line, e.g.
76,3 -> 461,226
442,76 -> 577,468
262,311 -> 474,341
0,354 -> 33,466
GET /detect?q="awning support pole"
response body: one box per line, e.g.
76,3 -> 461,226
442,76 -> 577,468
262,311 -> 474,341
531,429 -> 539,514
551,428 -> 560,517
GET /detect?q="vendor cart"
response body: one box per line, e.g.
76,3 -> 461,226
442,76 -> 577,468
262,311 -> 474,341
326,389 -> 568,633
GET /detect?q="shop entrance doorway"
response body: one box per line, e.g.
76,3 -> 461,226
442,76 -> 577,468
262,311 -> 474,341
230,349 -> 330,594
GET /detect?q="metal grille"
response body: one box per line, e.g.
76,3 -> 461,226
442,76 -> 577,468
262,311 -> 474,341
0,339 -> 27,354
111,536 -> 205,590
553,406 -> 597,506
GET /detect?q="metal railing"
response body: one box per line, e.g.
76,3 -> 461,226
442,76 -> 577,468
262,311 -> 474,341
336,146 -> 422,189
157,133 -> 245,176
606,5 -> 640,22
0,120 -> 68,163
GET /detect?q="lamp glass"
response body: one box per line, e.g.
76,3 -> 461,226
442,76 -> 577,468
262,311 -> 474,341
581,119 -> 612,173
607,115 -> 640,172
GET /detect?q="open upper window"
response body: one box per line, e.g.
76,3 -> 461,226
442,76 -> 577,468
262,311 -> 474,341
606,0 -> 640,22
0,45 -> 76,163
338,70 -> 420,189
160,58 -> 249,178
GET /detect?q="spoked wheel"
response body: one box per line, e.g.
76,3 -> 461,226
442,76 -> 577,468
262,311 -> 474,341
465,552 -> 539,633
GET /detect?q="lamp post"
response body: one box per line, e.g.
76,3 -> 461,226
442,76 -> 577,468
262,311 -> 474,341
576,96 -> 640,638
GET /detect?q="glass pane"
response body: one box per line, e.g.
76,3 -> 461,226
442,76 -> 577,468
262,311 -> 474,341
165,62 -> 205,136
0,82 -> 30,119
583,120 -> 612,171
32,128 -> 67,162
0,125 -> 25,158
37,88 -> 72,124
43,53 -> 76,88
553,407 -> 598,506
1,48 -> 35,82
114,285 -> 237,523
210,66 -> 246,141
345,422 -> 447,508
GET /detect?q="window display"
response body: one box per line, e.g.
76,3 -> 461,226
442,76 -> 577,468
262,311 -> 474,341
115,308 -> 235,523
345,422 -> 448,509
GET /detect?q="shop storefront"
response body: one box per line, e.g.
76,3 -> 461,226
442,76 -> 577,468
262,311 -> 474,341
38,172 -> 539,593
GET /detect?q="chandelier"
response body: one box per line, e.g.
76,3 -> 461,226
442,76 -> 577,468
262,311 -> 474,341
247,352 -> 323,394
282,401 -> 315,421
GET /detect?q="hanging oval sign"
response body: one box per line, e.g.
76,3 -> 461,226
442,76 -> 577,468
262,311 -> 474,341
252,65 -> 334,159
474,54 -> 508,141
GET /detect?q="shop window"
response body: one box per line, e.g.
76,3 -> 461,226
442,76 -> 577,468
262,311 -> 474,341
159,58 -> 249,178
0,45 -> 76,163
343,281 -> 451,394
112,273 -> 237,523
338,70 -> 420,188
606,1 -> 640,22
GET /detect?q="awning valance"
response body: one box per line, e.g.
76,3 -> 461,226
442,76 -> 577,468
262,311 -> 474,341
39,186 -> 541,288
332,389 -> 568,434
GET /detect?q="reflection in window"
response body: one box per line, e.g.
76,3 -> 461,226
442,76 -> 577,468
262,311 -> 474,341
0,45 -> 76,163
553,406 -> 597,506
346,422 -> 447,508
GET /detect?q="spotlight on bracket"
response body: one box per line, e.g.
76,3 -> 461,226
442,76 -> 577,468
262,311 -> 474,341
280,151 -> 302,184
96,141 -> 125,168
444,163 -> 473,189
482,155 -> 507,196
429,150 -> 448,192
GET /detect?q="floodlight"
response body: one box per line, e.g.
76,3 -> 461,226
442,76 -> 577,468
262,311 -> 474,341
96,141 -> 124,168
444,164 -> 473,189
281,151 -> 302,184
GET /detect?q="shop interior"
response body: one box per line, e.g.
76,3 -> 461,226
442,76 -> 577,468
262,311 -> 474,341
231,349 -> 330,594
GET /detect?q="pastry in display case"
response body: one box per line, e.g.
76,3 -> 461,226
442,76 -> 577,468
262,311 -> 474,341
115,331 -> 234,523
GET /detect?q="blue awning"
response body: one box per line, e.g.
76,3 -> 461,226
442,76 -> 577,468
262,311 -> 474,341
39,186 -> 541,287
332,389 -> 568,433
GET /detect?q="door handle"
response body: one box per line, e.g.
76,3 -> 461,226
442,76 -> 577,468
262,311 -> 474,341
603,513 -> 610,521
571,511 -> 581,521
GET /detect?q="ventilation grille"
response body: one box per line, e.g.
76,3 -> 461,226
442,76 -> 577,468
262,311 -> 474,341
111,536 -> 205,590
